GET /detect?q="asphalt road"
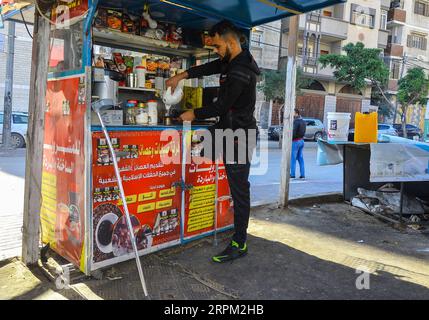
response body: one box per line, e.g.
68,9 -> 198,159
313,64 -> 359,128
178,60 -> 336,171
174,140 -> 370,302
250,139 -> 343,205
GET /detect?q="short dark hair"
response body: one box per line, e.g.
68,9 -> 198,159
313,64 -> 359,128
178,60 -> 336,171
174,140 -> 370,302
209,20 -> 242,41
294,108 -> 300,115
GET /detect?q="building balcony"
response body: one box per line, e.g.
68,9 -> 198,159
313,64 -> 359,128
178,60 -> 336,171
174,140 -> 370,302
385,43 -> 404,57
320,17 -> 348,42
297,55 -> 336,80
387,8 -> 406,24
378,30 -> 389,49
380,0 -> 392,8
285,15 -> 348,42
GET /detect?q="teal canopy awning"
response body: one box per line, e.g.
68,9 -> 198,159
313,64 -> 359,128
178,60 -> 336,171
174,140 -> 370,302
99,0 -> 347,29
3,0 -> 347,29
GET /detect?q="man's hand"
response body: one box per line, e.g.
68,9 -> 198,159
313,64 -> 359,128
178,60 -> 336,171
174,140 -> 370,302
180,110 -> 195,122
166,71 -> 188,93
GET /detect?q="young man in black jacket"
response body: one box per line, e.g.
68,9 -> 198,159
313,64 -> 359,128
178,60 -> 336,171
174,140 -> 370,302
166,20 -> 260,263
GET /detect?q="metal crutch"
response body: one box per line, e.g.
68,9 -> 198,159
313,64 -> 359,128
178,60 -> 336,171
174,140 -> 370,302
92,100 -> 149,297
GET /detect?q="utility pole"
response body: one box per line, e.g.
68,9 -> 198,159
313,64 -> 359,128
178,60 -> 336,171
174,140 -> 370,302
2,21 -> 15,150
279,15 -> 299,208
22,12 -> 50,265
392,54 -> 407,125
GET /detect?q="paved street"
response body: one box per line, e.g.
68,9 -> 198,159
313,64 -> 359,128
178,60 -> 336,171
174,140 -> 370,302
0,141 -> 343,261
3,202 -> 429,300
0,149 -> 26,261
250,139 -> 343,206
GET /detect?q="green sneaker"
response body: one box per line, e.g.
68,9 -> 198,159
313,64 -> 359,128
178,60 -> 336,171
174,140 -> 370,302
212,240 -> 248,263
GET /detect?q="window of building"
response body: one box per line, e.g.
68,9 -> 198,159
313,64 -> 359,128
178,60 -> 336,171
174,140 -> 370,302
0,33 -> 5,52
391,26 -> 402,44
323,10 -> 332,17
390,61 -> 401,79
414,1 -> 429,16
391,0 -> 405,9
380,10 -> 388,30
320,50 -> 330,55
251,31 -> 263,48
407,34 -> 428,50
351,11 -> 375,28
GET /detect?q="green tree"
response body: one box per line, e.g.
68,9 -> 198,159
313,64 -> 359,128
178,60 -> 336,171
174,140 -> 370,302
397,67 -> 429,137
318,42 -> 394,113
257,66 -> 313,102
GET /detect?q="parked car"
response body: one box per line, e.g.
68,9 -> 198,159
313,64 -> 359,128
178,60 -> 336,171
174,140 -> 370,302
392,123 -> 422,140
0,112 -> 28,148
268,125 -> 282,140
268,118 -> 326,141
348,123 -> 398,141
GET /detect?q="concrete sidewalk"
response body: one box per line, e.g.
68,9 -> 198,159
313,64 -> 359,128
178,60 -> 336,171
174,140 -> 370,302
2,200 -> 429,300
0,149 -> 26,261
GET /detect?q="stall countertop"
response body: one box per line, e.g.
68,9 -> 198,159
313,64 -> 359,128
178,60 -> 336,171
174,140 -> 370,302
91,125 -> 211,132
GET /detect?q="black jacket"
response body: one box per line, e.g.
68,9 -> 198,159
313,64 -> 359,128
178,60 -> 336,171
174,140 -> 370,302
187,49 -> 261,130
293,117 -> 306,140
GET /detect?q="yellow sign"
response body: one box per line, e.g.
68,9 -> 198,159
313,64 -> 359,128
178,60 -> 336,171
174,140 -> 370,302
42,171 -> 57,186
190,191 -> 215,203
138,191 -> 156,202
187,218 -> 214,233
159,187 -> 176,198
189,205 -> 215,218
137,202 -> 156,213
41,171 -> 58,247
156,199 -> 173,209
189,198 -> 215,210
190,184 -> 215,194
118,195 -> 137,206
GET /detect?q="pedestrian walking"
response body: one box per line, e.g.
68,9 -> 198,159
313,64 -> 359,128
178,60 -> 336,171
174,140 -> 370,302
291,109 -> 306,179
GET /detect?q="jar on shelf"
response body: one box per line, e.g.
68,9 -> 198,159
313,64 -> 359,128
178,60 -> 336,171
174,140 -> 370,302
147,100 -> 158,125
135,103 -> 149,125
125,102 -> 136,125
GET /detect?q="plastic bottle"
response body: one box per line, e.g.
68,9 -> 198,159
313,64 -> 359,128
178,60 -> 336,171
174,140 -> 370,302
147,100 -> 158,125
354,112 -> 378,143
136,66 -> 146,88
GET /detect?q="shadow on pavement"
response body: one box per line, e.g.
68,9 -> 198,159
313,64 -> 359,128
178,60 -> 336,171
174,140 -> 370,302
6,202 -> 429,300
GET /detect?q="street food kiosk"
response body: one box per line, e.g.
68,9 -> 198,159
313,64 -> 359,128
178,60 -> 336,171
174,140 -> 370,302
3,0 -> 346,275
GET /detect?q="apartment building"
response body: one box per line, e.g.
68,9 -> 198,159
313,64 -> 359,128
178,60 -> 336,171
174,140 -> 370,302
0,21 -> 33,113
276,0 -> 391,126
384,0 -> 429,129
250,21 -> 281,128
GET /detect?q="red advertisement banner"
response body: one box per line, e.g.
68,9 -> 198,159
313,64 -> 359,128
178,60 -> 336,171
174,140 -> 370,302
41,76 -> 87,270
183,130 -> 234,240
50,0 -> 89,23
91,130 -> 182,268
